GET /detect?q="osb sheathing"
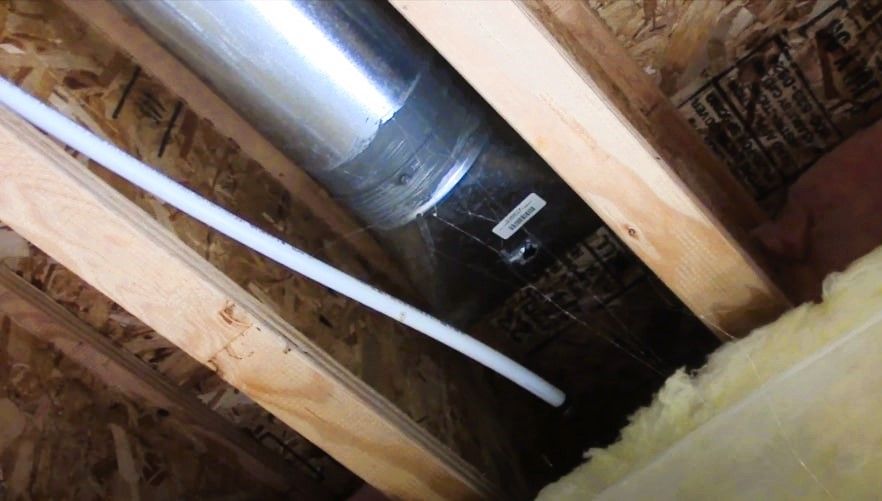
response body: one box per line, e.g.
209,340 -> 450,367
593,0 -> 882,207
0,310 -> 280,499
0,0 -> 518,491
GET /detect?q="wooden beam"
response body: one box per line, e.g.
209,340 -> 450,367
0,266 -> 327,497
0,108 -> 494,499
390,0 -> 790,336
62,0 -> 412,297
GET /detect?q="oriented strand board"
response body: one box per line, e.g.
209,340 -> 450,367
0,307 -> 281,499
0,266 -> 326,496
594,0 -> 882,210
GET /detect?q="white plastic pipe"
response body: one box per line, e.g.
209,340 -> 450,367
0,77 -> 565,406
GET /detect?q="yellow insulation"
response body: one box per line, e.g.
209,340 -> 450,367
540,245 -> 882,500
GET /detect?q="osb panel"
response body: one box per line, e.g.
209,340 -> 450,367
0,310 -> 280,499
593,0 -> 882,209
4,237 -> 356,494
0,0 -> 515,488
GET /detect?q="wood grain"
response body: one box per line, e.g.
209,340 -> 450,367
391,0 -> 790,337
0,266 -> 328,497
62,0 -> 412,297
0,106 -> 495,499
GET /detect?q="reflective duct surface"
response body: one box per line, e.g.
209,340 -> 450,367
119,0 -> 487,229
117,0 -> 598,325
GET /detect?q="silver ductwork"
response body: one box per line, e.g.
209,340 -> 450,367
117,0 -> 603,327
118,0 -> 487,229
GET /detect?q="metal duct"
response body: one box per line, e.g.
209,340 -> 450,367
118,0 -> 601,327
117,0 -> 487,229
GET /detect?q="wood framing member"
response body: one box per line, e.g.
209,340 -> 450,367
62,0 -> 411,296
0,266 -> 324,497
391,0 -> 790,336
0,108 -> 494,499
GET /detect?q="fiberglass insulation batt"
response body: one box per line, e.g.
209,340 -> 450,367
539,244 -> 882,500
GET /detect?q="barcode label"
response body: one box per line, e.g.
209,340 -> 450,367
492,193 -> 546,239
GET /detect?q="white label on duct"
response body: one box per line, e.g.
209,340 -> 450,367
492,193 -> 546,239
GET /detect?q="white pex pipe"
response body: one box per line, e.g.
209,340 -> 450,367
0,77 -> 565,406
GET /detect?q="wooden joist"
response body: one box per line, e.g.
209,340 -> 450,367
63,0 -> 412,297
0,106 -> 494,499
0,266 -> 324,497
391,0 -> 791,337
